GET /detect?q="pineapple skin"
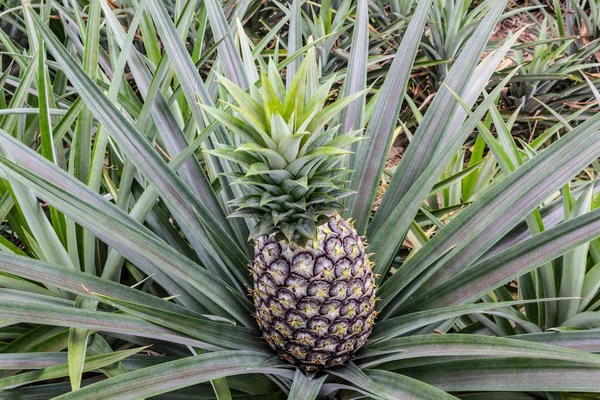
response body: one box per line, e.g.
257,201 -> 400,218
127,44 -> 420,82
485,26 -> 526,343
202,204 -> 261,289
252,214 -> 376,372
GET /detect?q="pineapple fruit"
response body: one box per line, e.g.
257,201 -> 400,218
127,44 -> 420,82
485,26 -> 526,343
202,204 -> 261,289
254,215 -> 375,371
203,54 -> 376,371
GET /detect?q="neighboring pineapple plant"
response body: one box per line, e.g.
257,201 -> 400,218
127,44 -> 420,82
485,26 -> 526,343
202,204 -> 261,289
204,55 -> 376,371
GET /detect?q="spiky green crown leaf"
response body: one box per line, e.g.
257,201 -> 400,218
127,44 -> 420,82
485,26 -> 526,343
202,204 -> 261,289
203,54 -> 365,243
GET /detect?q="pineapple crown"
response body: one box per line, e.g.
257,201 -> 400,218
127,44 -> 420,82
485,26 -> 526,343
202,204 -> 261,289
202,53 -> 365,244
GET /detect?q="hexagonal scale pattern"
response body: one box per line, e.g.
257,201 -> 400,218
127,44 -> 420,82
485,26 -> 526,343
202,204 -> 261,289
252,215 -> 376,372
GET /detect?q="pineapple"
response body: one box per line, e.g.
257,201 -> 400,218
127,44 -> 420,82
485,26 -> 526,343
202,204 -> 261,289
254,215 -> 375,371
203,55 -> 376,371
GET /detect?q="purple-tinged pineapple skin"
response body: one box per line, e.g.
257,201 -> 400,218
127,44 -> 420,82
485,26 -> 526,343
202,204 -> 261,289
252,214 -> 376,372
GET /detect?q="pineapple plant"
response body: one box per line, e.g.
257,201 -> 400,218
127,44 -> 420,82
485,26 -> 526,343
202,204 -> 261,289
2,0 -> 600,399
203,55 -> 377,370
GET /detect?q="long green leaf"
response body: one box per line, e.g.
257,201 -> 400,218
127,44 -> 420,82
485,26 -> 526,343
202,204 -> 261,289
557,184 -> 595,324
99,0 -> 246,287
143,0 -> 252,256
0,252 -> 206,321
365,370 -> 458,400
514,330 -> 600,351
338,0 -> 368,166
197,0 -> 248,88
401,358 -> 600,392
328,362 -> 454,400
0,252 -> 262,354
407,206 -> 600,312
369,299 -> 569,344
369,70 -> 517,297
286,0 -> 303,87
378,110 -> 600,318
356,334 -> 600,368
345,0 -> 432,233
27,7 -> 252,291
0,347 -> 144,390
369,1 -> 508,235
0,135 -> 254,326
287,369 -> 326,400
0,352 -> 67,369
71,0 -> 100,185
326,362 -> 399,400
90,292 -> 267,353
0,299 -> 209,348
53,351 -> 280,400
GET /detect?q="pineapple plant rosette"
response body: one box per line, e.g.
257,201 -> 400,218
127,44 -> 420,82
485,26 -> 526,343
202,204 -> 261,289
3,0 -> 600,399
203,55 -> 377,371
